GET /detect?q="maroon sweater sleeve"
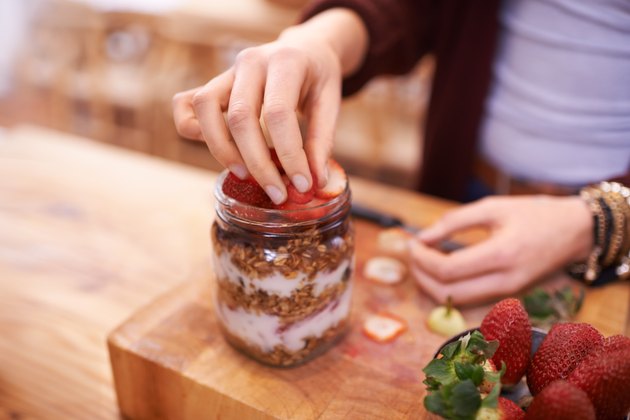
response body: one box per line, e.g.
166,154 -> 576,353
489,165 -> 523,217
301,0 -> 435,96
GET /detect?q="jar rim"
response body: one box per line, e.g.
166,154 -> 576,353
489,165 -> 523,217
214,170 -> 351,228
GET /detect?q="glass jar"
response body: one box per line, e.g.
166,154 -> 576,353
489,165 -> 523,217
211,170 -> 355,367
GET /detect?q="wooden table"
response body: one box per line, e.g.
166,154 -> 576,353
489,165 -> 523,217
1,125 -> 628,419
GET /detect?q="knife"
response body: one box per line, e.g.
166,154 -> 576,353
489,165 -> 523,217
351,203 -> 464,252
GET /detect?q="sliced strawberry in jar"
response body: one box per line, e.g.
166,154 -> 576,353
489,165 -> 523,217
222,172 -> 273,208
287,183 -> 315,204
315,159 -> 347,199
362,312 -> 408,343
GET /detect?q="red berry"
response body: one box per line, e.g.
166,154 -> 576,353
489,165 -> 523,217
603,334 -> 630,353
568,347 -> 630,420
287,183 -> 315,204
498,397 -> 525,420
527,322 -> 603,395
525,380 -> 595,420
315,159 -> 347,199
480,298 -> 532,386
221,172 -> 273,208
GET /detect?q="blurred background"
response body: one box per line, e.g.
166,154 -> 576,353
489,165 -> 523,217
0,0 -> 434,188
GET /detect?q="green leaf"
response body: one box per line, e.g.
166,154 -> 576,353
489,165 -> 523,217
523,288 -> 554,319
424,392 -> 448,417
451,380 -> 482,418
454,362 -> 484,386
467,331 -> 499,360
440,340 -> 461,359
423,358 -> 456,386
481,382 -> 501,409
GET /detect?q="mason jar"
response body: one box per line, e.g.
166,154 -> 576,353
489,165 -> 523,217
211,170 -> 355,367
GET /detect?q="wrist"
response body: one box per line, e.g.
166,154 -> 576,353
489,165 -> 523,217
564,195 -> 594,263
282,8 -> 368,76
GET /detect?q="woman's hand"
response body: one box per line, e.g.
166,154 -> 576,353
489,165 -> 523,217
408,195 -> 593,305
172,9 -> 367,205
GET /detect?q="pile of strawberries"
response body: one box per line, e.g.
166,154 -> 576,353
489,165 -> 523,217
221,149 -> 347,211
424,298 -> 630,420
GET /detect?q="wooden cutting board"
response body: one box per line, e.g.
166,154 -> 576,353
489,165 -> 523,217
108,216 -> 630,420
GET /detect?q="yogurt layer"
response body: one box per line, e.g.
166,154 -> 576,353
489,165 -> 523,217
216,284 -> 353,353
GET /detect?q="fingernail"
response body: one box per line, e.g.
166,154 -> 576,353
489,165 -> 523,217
265,185 -> 285,205
229,164 -> 248,180
292,174 -> 310,193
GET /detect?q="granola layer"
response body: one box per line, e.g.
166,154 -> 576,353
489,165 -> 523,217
216,267 -> 351,325
211,222 -> 354,281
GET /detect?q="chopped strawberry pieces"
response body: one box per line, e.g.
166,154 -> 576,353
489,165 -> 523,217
315,159 -> 347,199
222,172 -> 273,208
362,313 -> 408,343
287,183 -> 315,204
221,156 -> 347,220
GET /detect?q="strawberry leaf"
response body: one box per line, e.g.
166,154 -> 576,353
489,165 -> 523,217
480,382 -> 501,409
423,358 -> 457,387
440,340 -> 462,359
523,286 -> 585,328
454,362 -> 485,386
451,380 -> 482,418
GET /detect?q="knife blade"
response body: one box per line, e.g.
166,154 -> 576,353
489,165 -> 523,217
351,203 -> 464,252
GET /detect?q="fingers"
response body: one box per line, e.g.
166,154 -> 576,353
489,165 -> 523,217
408,238 -> 514,283
418,199 -> 497,244
410,265 -> 524,306
263,50 -> 312,192
228,49 -> 286,204
190,70 -> 250,179
172,88 -> 203,141
304,79 -> 341,188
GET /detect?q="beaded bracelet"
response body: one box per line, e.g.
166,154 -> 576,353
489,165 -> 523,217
569,181 -> 630,284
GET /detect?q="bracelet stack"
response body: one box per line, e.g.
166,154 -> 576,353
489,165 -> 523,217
569,181 -> 630,283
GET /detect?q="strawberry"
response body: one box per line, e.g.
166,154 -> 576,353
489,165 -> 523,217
568,347 -> 630,420
476,397 -> 525,419
363,256 -> 407,285
526,322 -> 603,395
315,159 -> 347,199
286,183 -> 315,204
498,397 -> 525,419
362,312 -> 407,343
424,331 -> 504,419
480,298 -> 532,386
602,334 -> 630,352
525,380 -> 595,420
222,172 -> 273,208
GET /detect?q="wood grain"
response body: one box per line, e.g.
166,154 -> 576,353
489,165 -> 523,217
1,125 -> 628,419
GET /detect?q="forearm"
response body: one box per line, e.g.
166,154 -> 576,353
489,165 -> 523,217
280,8 -> 368,77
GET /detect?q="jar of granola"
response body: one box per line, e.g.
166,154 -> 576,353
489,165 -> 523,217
211,170 -> 354,367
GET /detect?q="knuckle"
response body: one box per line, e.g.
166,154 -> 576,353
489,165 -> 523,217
270,47 -> 306,65
244,159 -> 267,177
275,147 -> 302,164
263,102 -> 292,126
191,90 -> 210,108
227,103 -> 254,130
235,47 -> 261,66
